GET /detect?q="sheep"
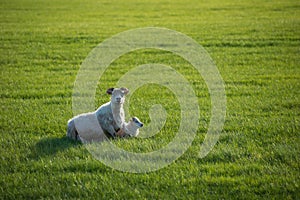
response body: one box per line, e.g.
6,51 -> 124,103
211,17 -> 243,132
66,87 -> 129,141
79,116 -> 143,143
116,117 -> 144,137
66,115 -> 143,143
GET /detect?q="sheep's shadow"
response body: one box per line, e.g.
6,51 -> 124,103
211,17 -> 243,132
31,136 -> 81,159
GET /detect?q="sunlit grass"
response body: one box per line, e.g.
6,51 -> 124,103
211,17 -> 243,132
0,0 -> 299,199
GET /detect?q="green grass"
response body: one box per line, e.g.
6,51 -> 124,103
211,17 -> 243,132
1,0 -> 299,199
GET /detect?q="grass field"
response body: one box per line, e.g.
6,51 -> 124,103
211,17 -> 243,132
1,0 -> 299,199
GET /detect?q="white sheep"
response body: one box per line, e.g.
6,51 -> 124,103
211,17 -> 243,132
66,114 -> 143,143
77,116 -> 143,143
67,87 -> 129,141
116,117 -> 143,138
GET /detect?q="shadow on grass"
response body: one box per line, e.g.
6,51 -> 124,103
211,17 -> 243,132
31,136 -> 81,159
29,137 -> 113,174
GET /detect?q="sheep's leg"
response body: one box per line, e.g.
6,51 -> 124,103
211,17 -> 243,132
116,129 -> 125,137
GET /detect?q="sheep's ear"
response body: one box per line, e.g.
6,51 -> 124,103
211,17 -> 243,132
121,87 -> 129,95
106,88 -> 114,95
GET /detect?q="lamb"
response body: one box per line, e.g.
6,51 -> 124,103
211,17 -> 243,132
116,117 -> 143,138
66,87 -> 129,141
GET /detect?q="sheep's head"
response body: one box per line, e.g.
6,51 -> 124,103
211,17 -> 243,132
116,117 -> 143,137
130,117 -> 143,128
124,117 -> 143,137
106,87 -> 129,104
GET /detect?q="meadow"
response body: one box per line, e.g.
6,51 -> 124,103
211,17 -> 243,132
0,0 -> 299,199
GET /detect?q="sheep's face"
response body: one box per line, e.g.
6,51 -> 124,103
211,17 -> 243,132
107,87 -> 129,104
131,117 -> 143,128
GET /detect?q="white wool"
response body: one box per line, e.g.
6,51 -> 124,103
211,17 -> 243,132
74,115 -> 140,143
73,112 -> 106,143
111,102 -> 125,129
